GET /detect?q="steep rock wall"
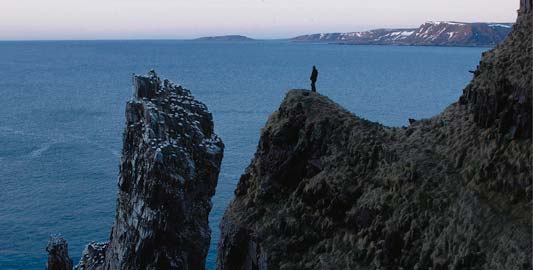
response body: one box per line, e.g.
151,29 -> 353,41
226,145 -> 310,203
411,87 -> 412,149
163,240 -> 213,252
76,70 -> 224,270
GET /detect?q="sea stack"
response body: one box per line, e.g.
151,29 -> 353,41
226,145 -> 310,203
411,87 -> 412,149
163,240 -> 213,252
217,1 -> 531,269
77,70 -> 224,270
46,235 -> 73,270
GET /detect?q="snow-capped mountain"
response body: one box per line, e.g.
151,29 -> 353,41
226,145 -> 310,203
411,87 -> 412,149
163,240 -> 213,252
291,22 -> 513,46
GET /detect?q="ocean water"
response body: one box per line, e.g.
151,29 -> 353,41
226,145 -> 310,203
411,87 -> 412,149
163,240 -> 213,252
0,40 -> 486,270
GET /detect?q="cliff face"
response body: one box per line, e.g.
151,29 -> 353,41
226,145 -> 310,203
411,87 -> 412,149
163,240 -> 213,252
461,7 -> 532,140
218,4 -> 531,270
291,22 -> 513,47
76,70 -> 224,270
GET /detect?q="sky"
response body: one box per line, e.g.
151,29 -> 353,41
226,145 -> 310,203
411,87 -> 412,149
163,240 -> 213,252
0,0 -> 519,40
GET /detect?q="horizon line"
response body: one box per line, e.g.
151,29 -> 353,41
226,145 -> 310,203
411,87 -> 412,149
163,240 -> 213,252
0,20 -> 515,42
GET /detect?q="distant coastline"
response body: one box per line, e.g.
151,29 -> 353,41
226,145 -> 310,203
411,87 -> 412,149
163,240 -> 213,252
291,21 -> 513,47
189,21 -> 512,47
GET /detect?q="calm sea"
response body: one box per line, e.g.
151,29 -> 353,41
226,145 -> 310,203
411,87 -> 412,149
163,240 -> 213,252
0,40 -> 486,270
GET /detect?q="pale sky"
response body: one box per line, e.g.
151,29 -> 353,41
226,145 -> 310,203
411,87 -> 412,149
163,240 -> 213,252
0,0 -> 519,40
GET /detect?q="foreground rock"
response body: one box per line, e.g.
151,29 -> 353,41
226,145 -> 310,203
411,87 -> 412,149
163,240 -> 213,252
46,235 -> 73,270
218,3 -> 531,270
77,70 -> 224,270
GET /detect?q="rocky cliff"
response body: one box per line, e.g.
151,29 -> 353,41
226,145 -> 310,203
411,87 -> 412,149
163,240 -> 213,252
218,3 -> 531,270
291,22 -> 513,47
76,70 -> 224,270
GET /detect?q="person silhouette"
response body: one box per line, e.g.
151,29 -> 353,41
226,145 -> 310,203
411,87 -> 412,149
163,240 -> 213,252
310,66 -> 318,93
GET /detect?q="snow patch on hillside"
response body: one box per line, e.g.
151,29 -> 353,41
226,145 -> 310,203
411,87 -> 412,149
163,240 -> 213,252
489,24 -> 512,28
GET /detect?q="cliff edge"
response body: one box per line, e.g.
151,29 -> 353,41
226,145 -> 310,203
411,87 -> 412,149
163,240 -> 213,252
217,3 -> 531,270
76,70 -> 224,270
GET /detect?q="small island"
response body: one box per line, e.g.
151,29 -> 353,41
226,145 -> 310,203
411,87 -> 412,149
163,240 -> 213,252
193,35 -> 255,41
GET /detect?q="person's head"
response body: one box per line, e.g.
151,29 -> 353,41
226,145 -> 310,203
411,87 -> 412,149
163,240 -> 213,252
313,65 -> 316,70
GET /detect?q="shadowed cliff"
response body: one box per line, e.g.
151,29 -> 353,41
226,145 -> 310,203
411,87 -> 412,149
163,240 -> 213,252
217,3 -> 531,270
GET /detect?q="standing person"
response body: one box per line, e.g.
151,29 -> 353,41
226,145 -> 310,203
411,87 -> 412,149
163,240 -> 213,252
310,66 -> 318,93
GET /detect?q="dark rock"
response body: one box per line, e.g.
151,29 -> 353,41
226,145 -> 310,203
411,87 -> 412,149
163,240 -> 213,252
78,71 -> 224,270
46,235 -> 73,270
217,219 -> 267,270
75,242 -> 108,270
460,6 -> 532,140
133,69 -> 160,99
217,3 -> 531,269
521,0 -> 532,12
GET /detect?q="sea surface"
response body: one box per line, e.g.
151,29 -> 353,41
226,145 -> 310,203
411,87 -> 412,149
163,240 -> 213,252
0,40 -> 486,270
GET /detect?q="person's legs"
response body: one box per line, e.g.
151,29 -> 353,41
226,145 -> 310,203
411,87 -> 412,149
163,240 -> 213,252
311,81 -> 316,92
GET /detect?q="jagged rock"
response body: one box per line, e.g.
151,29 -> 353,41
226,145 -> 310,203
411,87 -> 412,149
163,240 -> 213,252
217,3 -> 531,269
78,70 -> 224,270
46,235 -> 73,270
133,69 -> 160,99
75,242 -> 108,270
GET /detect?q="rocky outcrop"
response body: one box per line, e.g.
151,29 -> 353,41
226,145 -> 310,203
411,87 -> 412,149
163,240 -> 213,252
75,242 -> 108,270
76,70 -> 224,270
218,3 -> 531,270
291,22 -> 513,47
46,235 -> 73,270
